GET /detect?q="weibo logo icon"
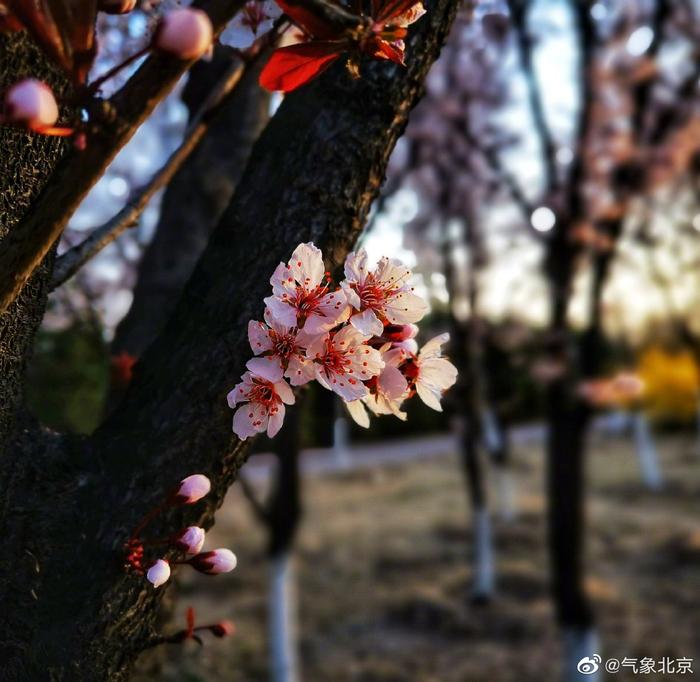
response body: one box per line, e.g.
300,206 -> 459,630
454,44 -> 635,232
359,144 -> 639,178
577,655 -> 601,675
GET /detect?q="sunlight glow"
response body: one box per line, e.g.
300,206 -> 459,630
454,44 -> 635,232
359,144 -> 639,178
531,206 -> 556,232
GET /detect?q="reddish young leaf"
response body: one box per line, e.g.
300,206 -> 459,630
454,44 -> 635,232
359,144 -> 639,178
259,42 -> 342,92
6,0 -> 97,84
275,0 -> 339,39
368,37 -> 404,64
374,0 -> 420,23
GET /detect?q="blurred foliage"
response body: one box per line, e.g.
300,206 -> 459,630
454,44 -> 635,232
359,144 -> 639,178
25,322 -> 109,434
638,346 -> 700,425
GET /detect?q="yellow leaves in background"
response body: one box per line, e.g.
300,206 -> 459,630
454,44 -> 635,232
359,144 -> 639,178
637,347 -> 700,423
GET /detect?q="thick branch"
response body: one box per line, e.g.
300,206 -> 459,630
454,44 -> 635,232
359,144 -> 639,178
0,0 -> 247,315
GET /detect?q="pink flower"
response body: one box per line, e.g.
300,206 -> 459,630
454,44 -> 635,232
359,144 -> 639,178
265,243 -> 349,335
4,79 -> 58,129
246,308 -> 315,386
227,372 -> 295,440
403,334 -> 458,411
341,249 -> 428,337
175,474 -> 211,504
346,346 -> 409,426
189,548 -> 237,574
175,526 -> 206,554
146,559 -> 171,588
306,325 -> 384,401
155,9 -> 213,60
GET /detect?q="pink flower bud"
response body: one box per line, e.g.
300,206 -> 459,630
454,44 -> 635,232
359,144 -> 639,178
98,0 -> 136,14
209,620 -> 236,638
189,548 -> 237,575
4,79 -> 59,129
175,526 -> 206,554
154,9 -> 213,60
175,474 -> 211,504
384,324 -> 419,342
146,559 -> 171,588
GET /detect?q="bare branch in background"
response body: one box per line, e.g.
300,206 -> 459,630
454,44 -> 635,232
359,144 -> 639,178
50,33 -> 279,290
0,0 -> 248,316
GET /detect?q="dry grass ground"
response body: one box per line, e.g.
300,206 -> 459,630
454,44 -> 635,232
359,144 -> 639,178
146,430 -> 700,681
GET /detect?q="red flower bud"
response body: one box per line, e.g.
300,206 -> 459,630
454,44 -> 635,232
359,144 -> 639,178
209,620 -> 235,638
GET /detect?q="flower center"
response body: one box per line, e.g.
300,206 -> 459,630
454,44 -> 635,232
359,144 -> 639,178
321,346 -> 351,375
270,331 -> 296,359
248,379 -> 276,407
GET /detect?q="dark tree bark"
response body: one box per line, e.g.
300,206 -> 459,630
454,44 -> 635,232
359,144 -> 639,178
0,33 -> 72,450
0,1 -> 462,678
112,46 -> 271,359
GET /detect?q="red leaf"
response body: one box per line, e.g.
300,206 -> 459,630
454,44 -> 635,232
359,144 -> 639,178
6,0 -> 97,83
275,0 -> 338,40
259,42 -> 342,92
374,0 -> 420,23
368,37 -> 404,64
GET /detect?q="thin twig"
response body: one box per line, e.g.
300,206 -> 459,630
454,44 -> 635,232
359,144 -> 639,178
237,473 -> 271,526
51,32 -> 278,289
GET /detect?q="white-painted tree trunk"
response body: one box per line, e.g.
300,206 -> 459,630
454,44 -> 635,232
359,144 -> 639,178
471,507 -> 495,601
269,552 -> 299,682
562,627 -> 601,682
482,408 -> 517,521
332,415 -> 351,470
493,467 -> 517,522
632,412 -> 663,490
481,408 -> 503,453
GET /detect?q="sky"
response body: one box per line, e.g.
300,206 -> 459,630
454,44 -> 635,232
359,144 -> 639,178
53,0 -> 700,345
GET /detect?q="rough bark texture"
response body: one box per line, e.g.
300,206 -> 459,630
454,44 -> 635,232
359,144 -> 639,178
0,1 -> 462,678
112,47 -> 270,358
0,33 -> 71,449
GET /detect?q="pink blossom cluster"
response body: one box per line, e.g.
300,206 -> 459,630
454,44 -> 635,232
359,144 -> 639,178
124,474 -> 237,589
227,243 -> 458,439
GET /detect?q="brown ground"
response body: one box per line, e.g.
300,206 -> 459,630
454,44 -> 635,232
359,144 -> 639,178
146,430 -> 700,681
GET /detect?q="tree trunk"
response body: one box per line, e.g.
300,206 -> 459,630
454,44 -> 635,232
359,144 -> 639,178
0,33 -> 72,450
441,221 -> 494,602
112,47 -> 270,359
0,2 -> 462,677
266,402 -> 303,682
631,411 -> 663,491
